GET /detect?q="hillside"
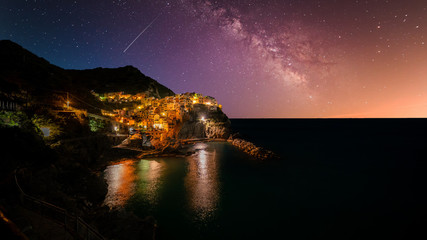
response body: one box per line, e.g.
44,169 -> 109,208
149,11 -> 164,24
0,40 -> 72,95
67,66 -> 174,98
0,40 -> 174,111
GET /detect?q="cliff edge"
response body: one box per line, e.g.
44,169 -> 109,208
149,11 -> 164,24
177,104 -> 231,140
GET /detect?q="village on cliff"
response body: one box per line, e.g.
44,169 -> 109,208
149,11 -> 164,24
91,91 -> 223,143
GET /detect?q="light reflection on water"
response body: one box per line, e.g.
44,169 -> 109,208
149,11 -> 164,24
104,160 -> 137,208
136,160 -> 163,207
104,143 -> 220,221
185,143 -> 220,221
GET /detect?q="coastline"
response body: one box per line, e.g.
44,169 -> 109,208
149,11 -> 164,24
2,130 -> 278,240
109,136 -> 277,161
112,138 -> 228,159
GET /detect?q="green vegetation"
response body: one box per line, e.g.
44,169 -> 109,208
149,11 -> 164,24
0,110 -> 81,142
89,118 -> 106,132
0,111 -> 24,127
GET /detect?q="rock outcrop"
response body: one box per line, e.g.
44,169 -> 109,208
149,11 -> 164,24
177,121 -> 207,139
177,104 -> 231,139
228,138 -> 278,160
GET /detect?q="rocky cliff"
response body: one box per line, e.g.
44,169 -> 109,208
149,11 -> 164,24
177,104 -> 231,139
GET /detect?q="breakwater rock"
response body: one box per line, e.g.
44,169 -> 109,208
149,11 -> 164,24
228,138 -> 278,160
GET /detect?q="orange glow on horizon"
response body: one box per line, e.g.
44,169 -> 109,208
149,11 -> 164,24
326,95 -> 427,118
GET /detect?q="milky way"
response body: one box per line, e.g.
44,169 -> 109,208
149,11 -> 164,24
1,0 -> 426,117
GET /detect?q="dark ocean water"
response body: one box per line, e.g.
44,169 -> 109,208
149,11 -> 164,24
104,119 -> 427,239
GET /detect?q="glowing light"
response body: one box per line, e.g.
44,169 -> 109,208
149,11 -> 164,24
41,127 -> 50,137
193,100 -> 197,104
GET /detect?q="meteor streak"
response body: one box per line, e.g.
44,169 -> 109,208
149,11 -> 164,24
123,14 -> 160,53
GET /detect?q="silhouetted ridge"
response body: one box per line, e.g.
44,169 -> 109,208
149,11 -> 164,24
0,40 -> 174,110
67,65 -> 174,98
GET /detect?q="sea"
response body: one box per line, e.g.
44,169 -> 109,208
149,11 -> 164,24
103,119 -> 427,239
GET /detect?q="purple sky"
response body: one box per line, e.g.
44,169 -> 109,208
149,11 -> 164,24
1,0 -> 427,118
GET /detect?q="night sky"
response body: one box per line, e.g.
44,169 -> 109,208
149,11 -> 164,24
1,0 -> 427,118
